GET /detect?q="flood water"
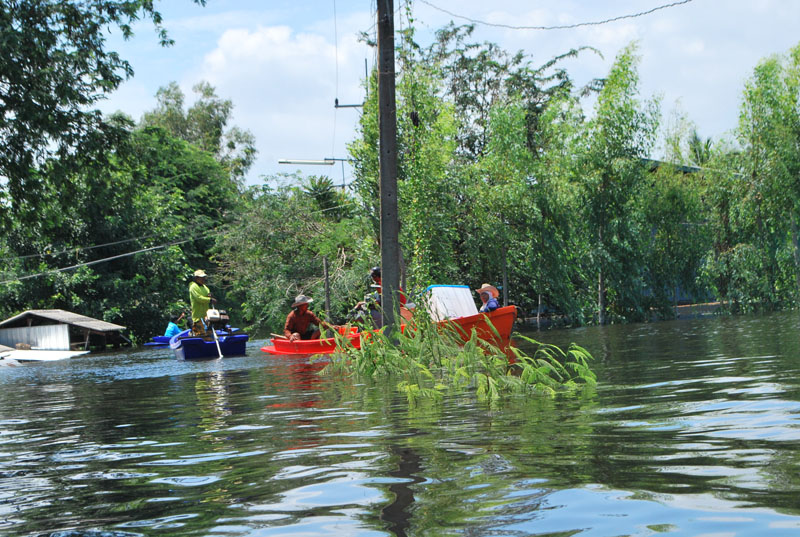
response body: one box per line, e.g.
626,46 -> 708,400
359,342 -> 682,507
1,311 -> 799,536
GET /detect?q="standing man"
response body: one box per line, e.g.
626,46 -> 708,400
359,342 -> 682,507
189,269 -> 215,336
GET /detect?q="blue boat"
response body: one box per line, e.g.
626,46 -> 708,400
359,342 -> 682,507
144,335 -> 172,347
169,329 -> 249,360
146,327 -> 242,348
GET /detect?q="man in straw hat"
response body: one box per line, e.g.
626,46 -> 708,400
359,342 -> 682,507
475,283 -> 500,313
284,294 -> 337,342
189,269 -> 216,336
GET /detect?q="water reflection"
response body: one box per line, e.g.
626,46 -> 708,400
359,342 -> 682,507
381,444 -> 425,537
0,312 -> 798,536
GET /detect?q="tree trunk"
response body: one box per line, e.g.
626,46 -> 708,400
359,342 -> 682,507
598,227 -> 606,325
399,247 -> 407,293
537,293 -> 542,328
598,269 -> 606,325
502,248 -> 508,307
674,285 -> 678,319
792,212 -> 800,300
323,256 -> 331,319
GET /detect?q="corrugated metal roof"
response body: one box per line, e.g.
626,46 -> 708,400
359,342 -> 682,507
0,310 -> 126,332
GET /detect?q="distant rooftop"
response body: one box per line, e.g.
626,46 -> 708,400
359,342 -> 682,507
0,310 -> 126,333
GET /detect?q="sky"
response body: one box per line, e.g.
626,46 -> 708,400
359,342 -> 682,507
98,0 -> 800,186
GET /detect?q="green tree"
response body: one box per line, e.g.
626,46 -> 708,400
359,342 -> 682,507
141,81 -> 257,183
0,0 -> 205,213
214,178 -> 373,333
476,93 -> 585,320
688,130 -> 713,167
735,45 -> 800,306
0,119 -> 239,339
578,43 -> 660,324
423,23 -> 601,160
351,18 -> 599,296
640,165 -> 710,315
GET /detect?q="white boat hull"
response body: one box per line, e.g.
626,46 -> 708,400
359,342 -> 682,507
1,350 -> 91,362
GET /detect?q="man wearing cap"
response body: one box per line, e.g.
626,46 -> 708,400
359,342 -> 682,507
189,269 -> 215,336
475,283 -> 500,313
284,295 -> 336,342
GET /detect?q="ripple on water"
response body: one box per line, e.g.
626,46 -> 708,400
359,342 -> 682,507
247,473 -> 386,512
150,475 -> 221,487
67,471 -> 159,481
116,512 -> 198,529
50,531 -> 146,537
495,485 -> 800,537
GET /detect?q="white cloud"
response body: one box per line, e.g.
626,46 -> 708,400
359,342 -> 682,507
97,0 -> 800,183
191,23 -> 369,182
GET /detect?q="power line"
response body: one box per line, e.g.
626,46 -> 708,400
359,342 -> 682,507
417,0 -> 695,31
0,242 -> 180,286
2,233 -> 163,262
0,198 -> 358,286
0,232 -> 225,286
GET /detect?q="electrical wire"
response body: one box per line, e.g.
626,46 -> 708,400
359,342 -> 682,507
0,199 -> 360,286
0,241 -> 185,286
417,0 -> 695,31
2,233 -> 163,262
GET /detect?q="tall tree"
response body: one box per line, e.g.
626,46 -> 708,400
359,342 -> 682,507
423,23 -> 601,160
579,43 -> 660,324
735,45 -> 800,306
0,0 -> 205,215
213,179 -> 372,332
141,81 -> 257,183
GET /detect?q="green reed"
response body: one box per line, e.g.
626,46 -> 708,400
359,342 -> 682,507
321,312 -> 596,403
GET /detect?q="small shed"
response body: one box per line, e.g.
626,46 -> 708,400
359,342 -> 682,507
0,310 -> 128,351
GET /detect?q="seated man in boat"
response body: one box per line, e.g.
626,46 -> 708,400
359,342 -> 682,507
350,267 -> 411,327
475,283 -> 500,313
368,266 -> 407,306
164,312 -> 185,338
284,295 -> 337,342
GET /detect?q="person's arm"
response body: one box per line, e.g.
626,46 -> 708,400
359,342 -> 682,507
309,311 -> 337,331
308,311 -> 326,328
284,312 -> 295,339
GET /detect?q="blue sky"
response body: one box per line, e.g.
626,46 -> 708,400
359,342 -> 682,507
98,0 -> 800,186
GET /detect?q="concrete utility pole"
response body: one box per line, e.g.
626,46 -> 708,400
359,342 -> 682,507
377,0 -> 400,335
323,256 -> 331,319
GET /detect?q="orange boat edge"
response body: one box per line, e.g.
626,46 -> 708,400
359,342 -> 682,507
448,305 -> 517,349
260,305 -> 516,357
260,325 -> 361,356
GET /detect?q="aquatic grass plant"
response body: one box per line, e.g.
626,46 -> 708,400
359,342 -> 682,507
321,312 -> 596,403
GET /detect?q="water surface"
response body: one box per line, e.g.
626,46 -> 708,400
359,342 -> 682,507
1,311 -> 799,536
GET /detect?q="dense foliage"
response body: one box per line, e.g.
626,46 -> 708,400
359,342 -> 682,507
2,6 -> 800,341
322,312 -> 596,404
0,0 -> 205,208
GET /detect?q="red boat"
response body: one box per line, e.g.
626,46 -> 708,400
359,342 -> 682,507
446,305 -> 517,349
260,325 -> 361,356
261,286 -> 516,357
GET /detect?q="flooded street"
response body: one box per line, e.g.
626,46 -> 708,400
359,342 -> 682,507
1,311 -> 800,536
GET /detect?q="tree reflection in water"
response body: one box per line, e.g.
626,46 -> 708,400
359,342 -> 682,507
381,444 -> 425,537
